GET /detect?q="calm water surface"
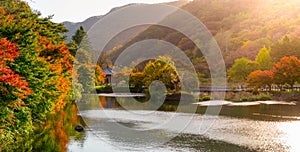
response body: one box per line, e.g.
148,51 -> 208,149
67,96 -> 300,152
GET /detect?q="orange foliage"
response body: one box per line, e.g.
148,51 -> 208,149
68,104 -> 79,125
247,70 -> 274,90
99,96 -> 106,108
273,56 -> 300,87
0,7 -> 5,15
38,36 -> 73,111
49,110 -> 69,152
95,65 -> 106,85
45,104 -> 80,152
0,38 -> 31,102
1,6 -> 73,111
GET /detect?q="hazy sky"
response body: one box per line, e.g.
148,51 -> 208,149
24,0 -> 176,23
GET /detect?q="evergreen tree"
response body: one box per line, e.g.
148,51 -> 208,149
69,26 -> 91,56
72,26 -> 86,45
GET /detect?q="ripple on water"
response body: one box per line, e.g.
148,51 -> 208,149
75,109 -> 300,152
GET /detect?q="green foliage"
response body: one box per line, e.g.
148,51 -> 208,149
0,0 -> 73,149
255,47 -> 272,70
228,58 -> 258,83
143,56 -> 180,93
76,48 -> 92,64
67,40 -> 78,57
226,92 -> 272,102
0,38 -> 34,151
70,26 -> 91,56
271,36 -> 300,62
240,93 -> 272,102
72,26 -> 87,47
3,104 -> 83,152
77,65 -> 95,93
95,85 -> 112,93
129,70 -> 144,91
72,82 -> 83,102
243,56 -> 300,90
99,0 -> 300,76
71,26 -> 105,95
112,66 -> 130,86
72,26 -> 93,64
198,96 -> 212,101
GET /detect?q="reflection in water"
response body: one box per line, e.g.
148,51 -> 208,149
30,104 -> 85,152
69,96 -> 300,152
277,122 -> 300,152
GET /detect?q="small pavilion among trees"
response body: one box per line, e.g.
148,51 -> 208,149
103,66 -> 114,84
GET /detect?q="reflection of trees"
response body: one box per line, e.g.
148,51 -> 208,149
31,104 -> 85,152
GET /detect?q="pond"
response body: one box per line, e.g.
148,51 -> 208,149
62,95 -> 300,152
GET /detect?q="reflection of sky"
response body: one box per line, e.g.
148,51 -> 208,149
24,0 -> 177,23
71,108 -> 300,151
277,121 -> 300,152
68,132 -> 121,152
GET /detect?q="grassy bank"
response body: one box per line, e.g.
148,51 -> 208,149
225,92 -> 272,102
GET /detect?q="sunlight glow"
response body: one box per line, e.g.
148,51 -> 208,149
277,121 -> 300,152
24,0 -> 181,23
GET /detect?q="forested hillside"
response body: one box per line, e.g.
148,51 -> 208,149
62,0 -> 190,42
96,0 -> 300,71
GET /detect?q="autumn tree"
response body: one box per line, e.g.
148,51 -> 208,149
247,70 -> 274,91
255,46 -> 272,70
95,65 -> 106,86
143,56 -> 180,93
228,58 -> 259,84
0,38 -> 33,148
129,68 -> 145,92
0,38 -> 31,101
0,1 -> 73,150
0,0 -> 73,113
273,56 -> 300,89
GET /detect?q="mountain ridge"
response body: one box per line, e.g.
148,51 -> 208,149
62,1 -> 190,42
63,0 -> 300,72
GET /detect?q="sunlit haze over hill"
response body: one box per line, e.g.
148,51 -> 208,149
24,0 -> 185,23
